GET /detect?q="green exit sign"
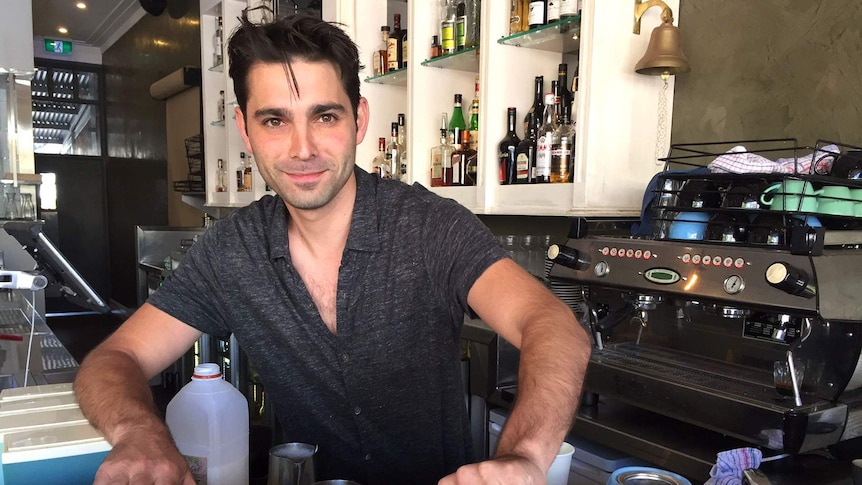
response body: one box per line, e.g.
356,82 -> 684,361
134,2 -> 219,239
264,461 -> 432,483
44,39 -> 73,55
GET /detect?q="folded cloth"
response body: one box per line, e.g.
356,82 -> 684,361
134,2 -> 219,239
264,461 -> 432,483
708,145 -> 839,174
705,447 -> 764,485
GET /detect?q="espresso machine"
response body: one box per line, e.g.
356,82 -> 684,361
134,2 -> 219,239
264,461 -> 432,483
545,140 -> 862,480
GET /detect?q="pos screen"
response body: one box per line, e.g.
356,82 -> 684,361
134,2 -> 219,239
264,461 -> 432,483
3,221 -> 110,314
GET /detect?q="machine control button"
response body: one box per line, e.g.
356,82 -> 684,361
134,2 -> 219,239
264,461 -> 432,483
644,268 -> 681,285
617,248 -> 626,257
702,255 -> 711,265
594,261 -> 610,277
610,248 -> 618,257
734,258 -> 745,269
766,262 -> 816,298
681,253 -> 691,264
713,256 -> 722,267
601,247 -> 610,256
723,257 -> 734,268
635,249 -> 643,259
723,275 -> 745,294
626,249 -> 634,258
643,250 -> 652,260
691,254 -> 701,264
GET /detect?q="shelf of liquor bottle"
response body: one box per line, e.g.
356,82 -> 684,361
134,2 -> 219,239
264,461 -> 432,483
210,119 -> 226,127
497,16 -> 582,54
364,68 -> 408,87
421,46 -> 480,73
208,63 -> 224,73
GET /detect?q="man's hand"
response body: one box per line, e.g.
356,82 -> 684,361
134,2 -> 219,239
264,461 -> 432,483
439,455 -> 545,485
93,429 -> 195,485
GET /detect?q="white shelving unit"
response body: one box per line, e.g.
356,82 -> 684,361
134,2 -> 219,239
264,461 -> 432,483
199,0 -> 679,217
200,0 -> 275,210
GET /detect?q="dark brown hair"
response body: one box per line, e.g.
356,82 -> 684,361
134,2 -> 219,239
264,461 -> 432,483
227,14 -> 363,120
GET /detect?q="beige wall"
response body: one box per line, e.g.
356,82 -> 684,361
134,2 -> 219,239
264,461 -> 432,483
672,0 -> 862,146
166,86 -> 204,227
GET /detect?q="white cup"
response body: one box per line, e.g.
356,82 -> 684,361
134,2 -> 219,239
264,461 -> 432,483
547,441 -> 575,485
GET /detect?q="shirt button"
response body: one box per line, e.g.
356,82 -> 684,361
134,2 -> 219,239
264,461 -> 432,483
354,407 -> 362,416
341,353 -> 348,362
364,453 -> 372,461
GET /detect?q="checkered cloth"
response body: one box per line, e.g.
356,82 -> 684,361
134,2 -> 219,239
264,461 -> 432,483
705,447 -> 763,485
707,145 -> 839,174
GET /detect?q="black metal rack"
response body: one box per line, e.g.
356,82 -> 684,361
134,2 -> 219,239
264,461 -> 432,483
650,138 -> 862,250
174,134 -> 204,193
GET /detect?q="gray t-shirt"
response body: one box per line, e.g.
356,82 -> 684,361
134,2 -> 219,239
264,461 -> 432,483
149,167 -> 508,484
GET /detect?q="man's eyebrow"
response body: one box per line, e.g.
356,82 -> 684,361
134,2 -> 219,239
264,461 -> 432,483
310,103 -> 347,117
253,107 -> 291,120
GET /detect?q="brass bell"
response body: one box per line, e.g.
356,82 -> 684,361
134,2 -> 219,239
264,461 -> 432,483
635,21 -> 690,76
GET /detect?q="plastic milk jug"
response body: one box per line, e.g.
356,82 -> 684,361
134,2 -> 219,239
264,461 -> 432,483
166,363 -> 249,485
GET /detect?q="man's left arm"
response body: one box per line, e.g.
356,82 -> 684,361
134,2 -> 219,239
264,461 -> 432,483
441,257 -> 592,484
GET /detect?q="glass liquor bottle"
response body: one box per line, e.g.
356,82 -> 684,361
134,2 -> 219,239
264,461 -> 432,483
385,122 -> 403,182
448,94 -> 467,145
557,63 -> 573,125
372,137 -> 391,179
398,113 -> 408,181
216,158 -> 227,192
372,26 -> 390,76
217,90 -> 225,122
528,0 -> 547,29
449,127 -> 464,186
515,113 -> 537,184
498,107 -> 520,185
524,76 -> 544,136
388,14 -> 403,71
547,0 -> 560,24
213,16 -> 223,67
243,153 -> 254,192
455,3 -> 467,51
551,104 -> 575,183
534,93 -> 557,184
469,77 -> 480,151
465,0 -> 481,49
440,0 -> 457,55
430,129 -> 452,187
560,0 -> 578,19
461,130 -> 478,186
236,153 -> 246,191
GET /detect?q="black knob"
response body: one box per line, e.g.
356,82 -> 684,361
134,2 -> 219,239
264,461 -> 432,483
765,262 -> 816,299
547,244 -> 591,271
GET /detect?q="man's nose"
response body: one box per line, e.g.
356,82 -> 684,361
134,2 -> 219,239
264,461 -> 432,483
290,124 -> 316,160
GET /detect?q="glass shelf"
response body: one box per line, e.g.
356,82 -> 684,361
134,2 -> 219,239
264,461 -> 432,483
498,16 -> 582,53
421,46 -> 480,73
210,119 -> 225,127
208,63 -> 223,72
364,68 -> 407,87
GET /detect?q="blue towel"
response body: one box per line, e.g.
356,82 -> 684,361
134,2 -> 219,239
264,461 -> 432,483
705,448 -> 763,485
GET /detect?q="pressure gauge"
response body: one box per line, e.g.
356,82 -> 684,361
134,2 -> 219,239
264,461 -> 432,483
723,275 -> 745,295
594,261 -> 610,277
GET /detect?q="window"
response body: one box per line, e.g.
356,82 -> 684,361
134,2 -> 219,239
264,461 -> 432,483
31,62 -> 103,156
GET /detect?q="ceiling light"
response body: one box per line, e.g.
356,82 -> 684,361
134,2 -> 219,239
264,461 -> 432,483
76,2 -> 87,9
58,26 -> 68,34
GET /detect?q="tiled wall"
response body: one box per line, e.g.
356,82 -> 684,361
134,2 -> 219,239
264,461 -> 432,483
673,1 -> 862,146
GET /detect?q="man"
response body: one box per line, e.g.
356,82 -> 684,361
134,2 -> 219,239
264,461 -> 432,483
75,14 -> 590,485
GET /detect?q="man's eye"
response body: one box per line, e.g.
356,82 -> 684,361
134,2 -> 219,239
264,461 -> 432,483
264,118 -> 283,127
320,114 -> 336,123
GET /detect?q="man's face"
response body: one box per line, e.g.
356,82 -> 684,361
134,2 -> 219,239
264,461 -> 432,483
236,60 -> 369,211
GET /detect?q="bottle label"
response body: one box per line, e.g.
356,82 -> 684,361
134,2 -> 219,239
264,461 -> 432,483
516,153 -> 530,181
547,0 -> 560,22
455,18 -> 466,49
551,139 -> 572,178
536,134 -> 552,175
387,38 -> 399,70
441,23 -> 455,52
451,153 -> 462,184
529,1 -> 545,25
183,454 -> 207,484
432,153 -> 443,179
560,0 -> 578,16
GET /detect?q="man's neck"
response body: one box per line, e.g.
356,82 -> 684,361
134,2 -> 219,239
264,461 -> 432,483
285,173 -> 357,258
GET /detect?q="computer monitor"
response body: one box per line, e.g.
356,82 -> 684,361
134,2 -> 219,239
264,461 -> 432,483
3,220 -> 110,314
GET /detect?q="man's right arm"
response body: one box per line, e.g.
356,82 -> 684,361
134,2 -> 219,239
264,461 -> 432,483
74,302 -> 203,484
